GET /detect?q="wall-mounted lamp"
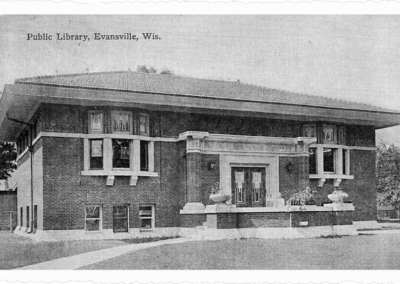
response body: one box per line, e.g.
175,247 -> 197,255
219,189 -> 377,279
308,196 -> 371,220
208,161 -> 216,170
285,162 -> 294,173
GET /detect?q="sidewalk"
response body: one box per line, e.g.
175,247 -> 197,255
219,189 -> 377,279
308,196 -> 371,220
16,237 -> 192,270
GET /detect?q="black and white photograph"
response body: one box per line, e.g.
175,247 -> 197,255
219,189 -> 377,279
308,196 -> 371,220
1,14 -> 400,275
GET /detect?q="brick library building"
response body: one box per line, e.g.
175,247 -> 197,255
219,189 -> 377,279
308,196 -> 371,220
0,71 -> 399,241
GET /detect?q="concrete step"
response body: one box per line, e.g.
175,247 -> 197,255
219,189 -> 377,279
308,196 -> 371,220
196,226 -> 206,231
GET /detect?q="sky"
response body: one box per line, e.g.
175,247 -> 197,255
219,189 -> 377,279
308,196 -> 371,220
1,15 -> 400,144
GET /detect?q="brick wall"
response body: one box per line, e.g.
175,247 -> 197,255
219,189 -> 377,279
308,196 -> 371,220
179,214 -> 206,227
309,150 -> 376,221
237,212 -> 290,228
279,156 -> 309,201
41,136 -> 183,230
0,192 -> 17,213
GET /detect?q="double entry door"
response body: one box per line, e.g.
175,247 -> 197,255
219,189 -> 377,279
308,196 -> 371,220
231,167 -> 266,207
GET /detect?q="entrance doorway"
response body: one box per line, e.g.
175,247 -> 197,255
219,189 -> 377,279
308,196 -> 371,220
231,167 -> 266,207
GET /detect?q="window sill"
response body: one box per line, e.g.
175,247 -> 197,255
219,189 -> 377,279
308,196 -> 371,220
81,170 -> 158,177
309,174 -> 354,187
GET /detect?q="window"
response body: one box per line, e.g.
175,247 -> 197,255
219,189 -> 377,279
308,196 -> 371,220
140,141 -> 149,171
323,125 -> 337,144
90,139 -> 103,169
26,206 -> 29,230
85,205 -> 102,232
33,205 -> 38,230
303,124 -> 317,138
139,204 -> 154,231
20,207 -> 23,227
323,148 -> 335,172
338,127 -> 346,145
113,205 -> 129,233
112,111 -> 132,134
139,113 -> 150,136
309,148 -> 317,174
88,111 -> 104,134
112,139 -> 130,168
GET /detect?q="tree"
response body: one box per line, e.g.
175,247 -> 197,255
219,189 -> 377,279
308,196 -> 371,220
136,65 -> 157,74
136,65 -> 174,75
0,142 -> 17,179
160,68 -> 174,75
376,143 -> 400,210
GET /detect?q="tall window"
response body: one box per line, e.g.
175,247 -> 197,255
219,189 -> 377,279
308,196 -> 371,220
20,207 -> 23,227
139,204 -> 154,231
88,111 -> 103,134
139,113 -> 150,136
112,139 -> 130,168
90,139 -> 103,169
323,148 -> 335,172
309,148 -> 316,174
112,111 -> 132,134
85,205 -> 102,232
26,206 -> 29,229
140,141 -> 149,171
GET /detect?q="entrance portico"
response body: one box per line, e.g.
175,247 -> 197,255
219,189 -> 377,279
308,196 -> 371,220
179,131 -> 316,213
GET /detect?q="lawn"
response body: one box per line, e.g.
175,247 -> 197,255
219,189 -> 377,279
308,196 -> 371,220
80,234 -> 400,269
0,232 -> 127,269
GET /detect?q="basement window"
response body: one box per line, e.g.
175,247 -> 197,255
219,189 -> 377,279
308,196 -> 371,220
85,205 -> 102,232
113,205 -> 129,233
139,204 -> 154,231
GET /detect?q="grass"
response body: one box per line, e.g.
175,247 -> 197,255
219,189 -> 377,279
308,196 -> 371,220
0,232 -> 182,269
0,232 -> 127,269
80,234 -> 400,270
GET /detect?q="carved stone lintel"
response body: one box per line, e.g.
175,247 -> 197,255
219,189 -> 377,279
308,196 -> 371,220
106,175 -> 115,186
333,178 -> 342,187
130,175 -> 138,186
318,178 -> 326,187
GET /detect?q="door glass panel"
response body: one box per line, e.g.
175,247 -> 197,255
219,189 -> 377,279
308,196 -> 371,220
235,171 -> 245,203
252,172 -> 261,203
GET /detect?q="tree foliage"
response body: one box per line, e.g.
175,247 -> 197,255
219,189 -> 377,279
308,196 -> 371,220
376,143 -> 400,209
0,142 -> 17,179
136,65 -> 174,75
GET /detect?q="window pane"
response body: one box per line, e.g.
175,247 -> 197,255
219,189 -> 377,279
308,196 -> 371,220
343,149 -> 347,175
86,206 -> 100,218
140,219 -> 152,229
139,114 -> 149,136
112,139 -> 130,168
86,220 -> 100,231
139,206 -> 152,216
140,141 -> 149,171
323,148 -> 335,172
89,112 -> 103,133
309,148 -> 316,174
113,206 -> 128,218
112,111 -> 131,133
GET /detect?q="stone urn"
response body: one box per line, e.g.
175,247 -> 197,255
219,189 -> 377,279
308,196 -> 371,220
209,193 -> 231,204
327,189 -> 349,203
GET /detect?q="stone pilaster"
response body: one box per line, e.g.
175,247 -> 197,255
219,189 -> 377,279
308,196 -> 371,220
178,131 -> 209,212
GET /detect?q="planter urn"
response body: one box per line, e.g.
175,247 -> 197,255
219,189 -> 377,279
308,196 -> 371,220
209,193 -> 231,204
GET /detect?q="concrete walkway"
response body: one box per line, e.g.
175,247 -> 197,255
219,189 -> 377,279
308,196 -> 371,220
16,237 -> 193,270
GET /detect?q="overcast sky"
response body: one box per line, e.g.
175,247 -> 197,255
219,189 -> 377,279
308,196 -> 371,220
1,15 -> 400,144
